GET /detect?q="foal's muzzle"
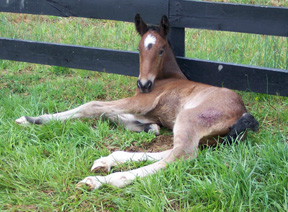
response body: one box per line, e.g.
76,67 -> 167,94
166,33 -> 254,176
137,80 -> 153,93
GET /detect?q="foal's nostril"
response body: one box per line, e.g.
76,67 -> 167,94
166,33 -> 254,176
137,80 -> 142,89
146,80 -> 153,90
137,80 -> 153,93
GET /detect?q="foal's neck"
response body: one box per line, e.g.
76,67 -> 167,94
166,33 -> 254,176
159,45 -> 187,80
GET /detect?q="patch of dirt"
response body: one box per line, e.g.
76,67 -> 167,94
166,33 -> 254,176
42,189 -> 54,196
125,134 -> 173,152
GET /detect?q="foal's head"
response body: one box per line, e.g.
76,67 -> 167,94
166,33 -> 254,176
134,14 -> 170,93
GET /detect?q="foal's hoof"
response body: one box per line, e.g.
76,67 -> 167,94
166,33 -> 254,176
15,116 -> 43,125
15,116 -> 30,125
91,157 -> 113,173
76,176 -> 103,190
145,124 -> 160,135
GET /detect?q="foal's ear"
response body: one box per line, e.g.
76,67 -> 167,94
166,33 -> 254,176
160,15 -> 170,37
135,14 -> 148,36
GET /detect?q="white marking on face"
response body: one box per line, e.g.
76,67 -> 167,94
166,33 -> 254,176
144,34 -> 156,50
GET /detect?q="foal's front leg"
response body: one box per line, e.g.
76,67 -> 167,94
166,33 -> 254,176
15,96 -> 157,125
110,114 -> 160,135
15,100 -> 127,125
15,99 -> 160,135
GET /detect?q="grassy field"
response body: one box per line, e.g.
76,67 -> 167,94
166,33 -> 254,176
1,1 -> 288,211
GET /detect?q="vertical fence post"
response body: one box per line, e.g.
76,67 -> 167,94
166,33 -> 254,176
168,0 -> 185,57
168,27 -> 185,57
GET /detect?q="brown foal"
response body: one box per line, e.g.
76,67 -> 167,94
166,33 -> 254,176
16,14 -> 258,190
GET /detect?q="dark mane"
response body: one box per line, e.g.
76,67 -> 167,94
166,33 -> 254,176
147,25 -> 169,41
147,25 -> 160,33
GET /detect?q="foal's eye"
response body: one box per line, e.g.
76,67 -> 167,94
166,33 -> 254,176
158,49 -> 164,56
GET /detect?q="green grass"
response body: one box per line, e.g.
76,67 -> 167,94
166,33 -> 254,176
1,2 -> 288,211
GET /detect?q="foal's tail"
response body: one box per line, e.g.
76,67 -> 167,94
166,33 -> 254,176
225,113 -> 259,145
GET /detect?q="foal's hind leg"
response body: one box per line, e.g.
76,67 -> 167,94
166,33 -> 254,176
90,150 -> 172,172
77,109 -> 204,190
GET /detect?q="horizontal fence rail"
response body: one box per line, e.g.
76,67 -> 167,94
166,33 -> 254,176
0,0 -> 288,96
2,0 -> 288,36
0,38 -> 139,77
170,0 -> 288,37
0,0 -> 168,24
1,38 -> 287,96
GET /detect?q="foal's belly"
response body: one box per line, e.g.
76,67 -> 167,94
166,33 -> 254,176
158,116 -> 175,129
149,103 -> 179,130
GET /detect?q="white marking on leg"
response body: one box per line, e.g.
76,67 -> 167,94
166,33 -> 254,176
15,116 -> 30,125
15,101 -> 108,125
76,176 -> 105,190
144,34 -> 156,50
147,124 -> 160,135
91,150 -> 172,172
78,160 -> 167,190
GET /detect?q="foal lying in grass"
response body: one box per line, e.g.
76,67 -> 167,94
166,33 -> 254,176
16,14 -> 258,190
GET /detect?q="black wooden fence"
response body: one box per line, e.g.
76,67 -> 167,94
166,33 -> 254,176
1,0 -> 288,96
